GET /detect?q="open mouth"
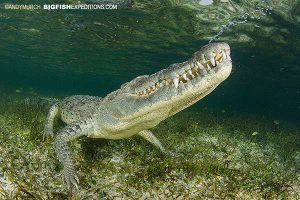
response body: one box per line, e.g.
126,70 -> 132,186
134,43 -> 231,97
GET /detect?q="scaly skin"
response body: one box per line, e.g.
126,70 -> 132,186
44,42 -> 232,189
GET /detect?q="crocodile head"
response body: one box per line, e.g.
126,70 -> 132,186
103,42 -> 232,129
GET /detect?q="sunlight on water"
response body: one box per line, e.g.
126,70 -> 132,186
198,0 -> 214,6
0,0 -> 299,199
209,0 -> 273,43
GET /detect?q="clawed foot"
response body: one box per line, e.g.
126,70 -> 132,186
158,146 -> 175,157
164,150 -> 177,157
43,126 -> 54,139
63,167 -> 79,190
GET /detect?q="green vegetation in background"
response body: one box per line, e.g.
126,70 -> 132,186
0,97 -> 298,199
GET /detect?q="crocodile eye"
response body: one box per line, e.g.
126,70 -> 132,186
134,75 -> 149,83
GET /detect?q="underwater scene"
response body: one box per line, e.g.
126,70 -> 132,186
0,0 -> 299,199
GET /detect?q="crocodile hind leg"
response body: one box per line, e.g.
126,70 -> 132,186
54,119 -> 93,189
44,103 -> 60,138
138,130 -> 166,153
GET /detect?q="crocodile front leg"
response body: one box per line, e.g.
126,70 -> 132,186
44,103 -> 60,138
138,130 -> 166,153
54,119 -> 93,189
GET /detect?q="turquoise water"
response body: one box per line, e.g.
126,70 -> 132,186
1,2 -> 299,124
0,1 -> 299,198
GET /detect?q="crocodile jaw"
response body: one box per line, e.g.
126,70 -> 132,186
103,42 -> 232,124
163,59 -> 232,117
126,59 -> 232,121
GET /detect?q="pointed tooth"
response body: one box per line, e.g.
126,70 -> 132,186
188,69 -> 193,76
197,61 -> 207,74
227,53 -> 231,61
222,50 -> 227,59
210,56 -> 216,66
143,90 -> 146,95
155,83 -> 160,88
216,60 -> 220,65
173,78 -> 179,88
196,61 -> 205,69
182,73 -> 187,80
226,51 -> 230,56
194,63 -> 199,69
206,63 -> 211,70
151,85 -> 156,90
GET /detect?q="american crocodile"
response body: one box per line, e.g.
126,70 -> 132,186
44,42 -> 232,189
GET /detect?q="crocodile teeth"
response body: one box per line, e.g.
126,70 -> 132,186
222,50 -> 227,59
196,61 -> 204,68
210,56 -> 216,66
173,78 -> 179,88
226,52 -> 231,61
182,73 -> 188,80
197,61 -> 207,74
206,63 -> 211,70
216,60 -> 220,65
143,90 -> 146,95
188,69 -> 194,78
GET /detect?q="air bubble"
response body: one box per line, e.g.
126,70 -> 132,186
209,0 -> 273,43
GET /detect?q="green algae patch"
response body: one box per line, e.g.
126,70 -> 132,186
0,97 -> 299,199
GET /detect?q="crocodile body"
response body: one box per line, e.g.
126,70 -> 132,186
44,42 -> 232,189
